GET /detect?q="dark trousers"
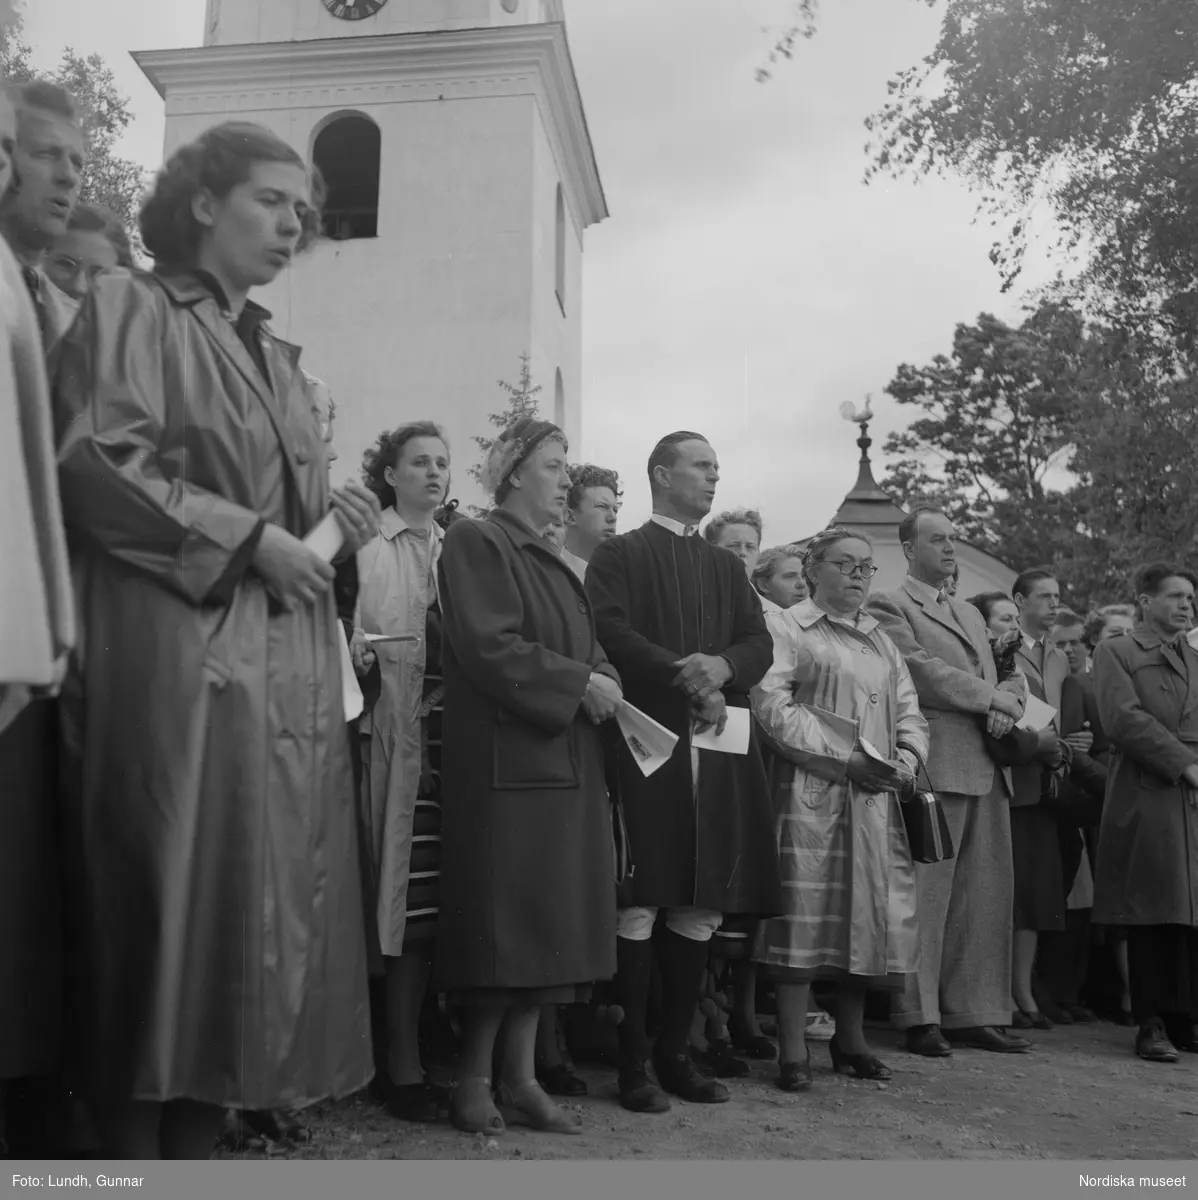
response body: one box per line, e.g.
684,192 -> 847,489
0,700 -> 63,1082
1038,908 -> 1092,1005
1127,925 -> 1198,1025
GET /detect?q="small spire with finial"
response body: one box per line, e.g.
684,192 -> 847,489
836,393 -> 893,505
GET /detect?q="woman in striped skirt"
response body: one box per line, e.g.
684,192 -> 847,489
352,423 -> 451,1123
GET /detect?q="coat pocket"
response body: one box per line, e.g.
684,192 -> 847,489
1138,767 -> 1182,793
492,709 -> 580,791
200,596 -> 239,689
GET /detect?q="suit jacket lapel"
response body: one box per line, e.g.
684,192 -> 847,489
902,578 -> 978,656
1015,641 -> 1045,694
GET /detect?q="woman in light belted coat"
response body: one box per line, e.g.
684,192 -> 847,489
351,422 -> 451,1124
752,527 -> 928,1092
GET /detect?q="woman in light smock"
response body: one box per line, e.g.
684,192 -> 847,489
751,527 -> 928,1092
352,422 -> 451,1124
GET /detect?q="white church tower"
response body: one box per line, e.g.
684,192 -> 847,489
134,0 -> 607,501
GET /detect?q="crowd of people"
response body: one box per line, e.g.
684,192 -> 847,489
2,78 -> 1197,1162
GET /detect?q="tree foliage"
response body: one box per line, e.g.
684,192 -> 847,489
465,353 -> 543,515
862,0 -> 1198,358
755,2 -> 821,83
759,1 -> 1198,600
880,304 -> 1088,573
880,304 -> 1198,608
1,12 -> 148,243
1066,353 -> 1198,603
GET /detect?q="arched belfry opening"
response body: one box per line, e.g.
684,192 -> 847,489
313,114 -> 380,241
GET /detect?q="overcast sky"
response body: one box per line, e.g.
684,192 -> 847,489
21,0 -> 1053,540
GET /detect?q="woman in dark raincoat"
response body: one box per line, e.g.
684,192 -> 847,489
50,122 -> 380,1159
435,417 -> 623,1137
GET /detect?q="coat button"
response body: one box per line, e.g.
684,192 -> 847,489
869,693 -> 879,705
866,797 -> 875,807
577,599 -> 587,614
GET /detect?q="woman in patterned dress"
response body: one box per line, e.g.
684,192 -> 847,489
751,527 -> 928,1091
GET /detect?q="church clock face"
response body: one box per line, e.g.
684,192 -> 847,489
322,0 -> 388,20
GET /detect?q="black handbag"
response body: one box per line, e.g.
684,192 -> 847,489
896,743 -> 956,865
601,725 -> 635,897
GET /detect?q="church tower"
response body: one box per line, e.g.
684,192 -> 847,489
134,0 -> 607,502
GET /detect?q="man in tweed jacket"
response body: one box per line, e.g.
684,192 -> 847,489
866,508 -> 1031,1056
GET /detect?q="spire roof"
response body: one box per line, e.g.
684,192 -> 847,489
830,417 -> 908,528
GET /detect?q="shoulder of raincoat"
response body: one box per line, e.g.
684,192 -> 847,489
1091,627 -> 1198,926
52,269 -> 270,606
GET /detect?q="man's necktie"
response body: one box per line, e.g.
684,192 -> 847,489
20,264 -> 49,348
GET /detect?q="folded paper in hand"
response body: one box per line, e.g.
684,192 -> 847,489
302,513 -> 361,722
1016,695 -> 1056,732
858,737 -> 898,771
691,705 -> 750,755
304,511 -> 345,564
616,702 -> 679,778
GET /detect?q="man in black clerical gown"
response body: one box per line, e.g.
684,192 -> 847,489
586,431 -> 784,1113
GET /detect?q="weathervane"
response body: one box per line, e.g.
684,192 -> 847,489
839,393 -> 874,434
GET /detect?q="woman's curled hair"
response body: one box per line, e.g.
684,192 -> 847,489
361,422 -> 449,511
752,543 -> 806,596
801,525 -> 871,589
704,508 -> 763,546
1081,604 -> 1135,650
139,122 -> 324,267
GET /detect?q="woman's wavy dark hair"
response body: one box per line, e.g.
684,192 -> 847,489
67,203 -> 134,268
139,122 -> 324,267
361,422 -> 450,511
966,590 -> 1013,626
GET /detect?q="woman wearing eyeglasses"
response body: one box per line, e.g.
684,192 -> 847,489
750,526 -> 928,1091
43,204 -> 134,301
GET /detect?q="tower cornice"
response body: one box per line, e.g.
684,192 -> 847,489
133,22 -> 607,228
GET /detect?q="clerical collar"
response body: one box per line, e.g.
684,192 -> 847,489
651,513 -> 700,538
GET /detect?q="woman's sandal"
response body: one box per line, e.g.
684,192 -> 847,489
495,1080 -> 582,1135
449,1077 -> 505,1135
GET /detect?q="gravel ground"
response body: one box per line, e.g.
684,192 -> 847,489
216,1020 -> 1198,1160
